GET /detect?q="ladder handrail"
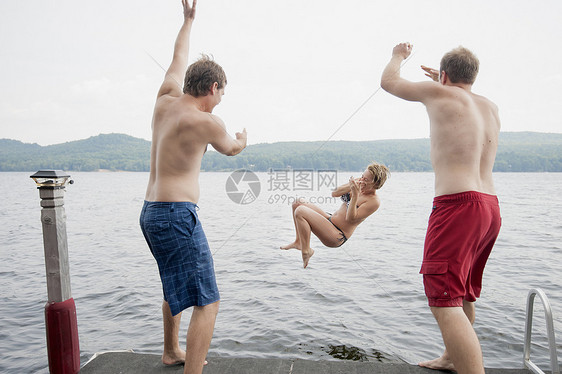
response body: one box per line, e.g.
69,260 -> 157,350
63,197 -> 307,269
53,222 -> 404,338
523,288 -> 559,374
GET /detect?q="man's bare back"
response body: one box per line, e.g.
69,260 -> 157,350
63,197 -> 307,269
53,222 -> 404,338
426,86 -> 500,196
145,93 -> 245,203
381,43 -> 500,197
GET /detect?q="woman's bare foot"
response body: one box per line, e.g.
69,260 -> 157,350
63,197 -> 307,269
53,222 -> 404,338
302,248 -> 314,268
280,241 -> 301,250
418,355 -> 456,372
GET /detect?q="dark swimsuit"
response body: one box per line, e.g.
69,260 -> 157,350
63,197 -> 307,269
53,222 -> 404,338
340,192 -> 351,206
326,193 -> 352,247
327,215 -> 348,247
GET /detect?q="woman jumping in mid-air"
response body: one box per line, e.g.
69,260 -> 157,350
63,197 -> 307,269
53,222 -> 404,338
281,162 -> 390,268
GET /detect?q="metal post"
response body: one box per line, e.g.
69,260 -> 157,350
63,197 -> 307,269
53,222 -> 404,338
31,171 -> 80,374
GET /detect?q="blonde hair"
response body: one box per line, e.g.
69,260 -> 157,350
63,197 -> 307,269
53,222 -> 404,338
367,162 -> 390,190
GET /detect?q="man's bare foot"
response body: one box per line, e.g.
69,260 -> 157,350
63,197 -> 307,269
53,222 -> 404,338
302,249 -> 314,268
280,241 -> 301,250
162,348 -> 186,365
162,350 -> 208,366
418,355 -> 456,372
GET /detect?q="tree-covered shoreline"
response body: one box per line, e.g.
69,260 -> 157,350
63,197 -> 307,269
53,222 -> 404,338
1,132 -> 561,172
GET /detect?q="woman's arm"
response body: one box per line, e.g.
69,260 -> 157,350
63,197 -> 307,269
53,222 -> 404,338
331,184 -> 350,197
345,178 -> 360,221
345,178 -> 380,223
331,177 -> 360,197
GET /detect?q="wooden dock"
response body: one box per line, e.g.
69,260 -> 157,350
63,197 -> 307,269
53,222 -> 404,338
80,351 -> 536,374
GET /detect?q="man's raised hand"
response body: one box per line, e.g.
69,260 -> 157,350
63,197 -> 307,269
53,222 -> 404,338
182,0 -> 197,21
421,65 -> 439,82
392,42 -> 413,60
235,128 -> 248,149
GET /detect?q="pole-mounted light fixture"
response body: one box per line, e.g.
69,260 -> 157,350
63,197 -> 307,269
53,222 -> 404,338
30,170 -> 73,188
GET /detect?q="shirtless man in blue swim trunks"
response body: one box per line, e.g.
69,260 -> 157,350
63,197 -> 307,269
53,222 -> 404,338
139,1 -> 246,373
281,162 -> 389,268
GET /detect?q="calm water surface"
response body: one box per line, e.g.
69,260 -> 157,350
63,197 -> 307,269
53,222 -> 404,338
0,172 -> 561,373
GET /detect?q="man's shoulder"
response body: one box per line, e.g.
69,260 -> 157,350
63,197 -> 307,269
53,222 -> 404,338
435,86 -> 496,110
153,94 -> 182,115
472,92 -> 498,110
155,98 -> 208,121
177,110 -> 225,140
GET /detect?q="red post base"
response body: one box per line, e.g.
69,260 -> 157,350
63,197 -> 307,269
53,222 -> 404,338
45,298 -> 80,374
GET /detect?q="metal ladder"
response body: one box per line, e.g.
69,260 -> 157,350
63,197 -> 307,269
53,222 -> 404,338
524,288 -> 559,374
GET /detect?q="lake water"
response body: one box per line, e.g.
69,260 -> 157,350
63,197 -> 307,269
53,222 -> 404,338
0,171 -> 561,373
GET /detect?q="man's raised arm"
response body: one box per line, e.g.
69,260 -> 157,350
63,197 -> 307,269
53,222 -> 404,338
158,0 -> 197,98
381,42 -> 439,103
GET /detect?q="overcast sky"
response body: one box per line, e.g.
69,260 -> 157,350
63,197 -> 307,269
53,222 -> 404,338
1,0 -> 561,146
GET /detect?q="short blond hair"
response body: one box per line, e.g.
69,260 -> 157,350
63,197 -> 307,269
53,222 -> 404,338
367,162 -> 390,190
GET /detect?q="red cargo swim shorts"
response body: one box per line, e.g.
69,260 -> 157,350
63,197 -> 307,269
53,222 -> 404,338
420,191 -> 501,307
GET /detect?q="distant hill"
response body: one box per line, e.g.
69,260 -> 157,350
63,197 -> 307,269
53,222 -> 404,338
0,133 -> 150,172
1,132 -> 561,172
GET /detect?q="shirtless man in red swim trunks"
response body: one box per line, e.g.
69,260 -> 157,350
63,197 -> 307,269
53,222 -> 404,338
381,43 -> 501,374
